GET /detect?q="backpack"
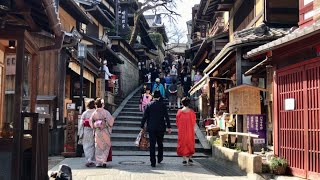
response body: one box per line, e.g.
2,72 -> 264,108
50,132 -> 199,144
169,84 -> 177,93
154,84 -> 160,91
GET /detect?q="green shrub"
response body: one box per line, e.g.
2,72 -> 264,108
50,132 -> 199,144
269,157 -> 288,170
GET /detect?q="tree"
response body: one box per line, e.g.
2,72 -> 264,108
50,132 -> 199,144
166,26 -> 186,52
129,0 -> 179,46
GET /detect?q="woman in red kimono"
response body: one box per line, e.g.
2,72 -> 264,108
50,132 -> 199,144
176,97 -> 196,165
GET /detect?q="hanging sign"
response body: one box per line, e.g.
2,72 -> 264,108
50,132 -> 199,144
62,103 -> 76,157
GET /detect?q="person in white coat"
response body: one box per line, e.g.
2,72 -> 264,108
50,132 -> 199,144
103,60 -> 113,80
102,60 -> 113,91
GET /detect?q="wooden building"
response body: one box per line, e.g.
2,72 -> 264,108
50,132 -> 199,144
0,0 -> 64,179
110,36 -> 140,98
245,0 -> 320,178
189,0 -> 299,149
119,0 -> 158,65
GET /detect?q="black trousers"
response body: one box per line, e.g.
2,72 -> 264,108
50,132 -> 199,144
148,130 -> 165,165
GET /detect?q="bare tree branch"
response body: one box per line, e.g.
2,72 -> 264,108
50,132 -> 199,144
129,0 -> 180,46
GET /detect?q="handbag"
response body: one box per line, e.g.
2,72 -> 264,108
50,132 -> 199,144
139,128 -> 150,150
135,131 -> 142,147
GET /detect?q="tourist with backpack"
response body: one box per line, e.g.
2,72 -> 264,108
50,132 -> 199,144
152,78 -> 165,98
168,79 -> 178,110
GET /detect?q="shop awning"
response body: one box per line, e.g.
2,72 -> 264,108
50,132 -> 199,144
244,57 -> 271,76
204,24 -> 291,73
192,40 -> 207,66
189,77 -> 208,96
245,20 -> 320,59
189,51 -> 233,96
59,0 -> 92,24
69,62 -> 95,83
192,32 -> 229,67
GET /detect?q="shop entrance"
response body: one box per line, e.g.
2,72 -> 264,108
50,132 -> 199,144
275,58 -> 320,179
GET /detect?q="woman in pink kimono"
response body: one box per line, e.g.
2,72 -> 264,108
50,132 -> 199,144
90,98 -> 114,167
139,87 -> 152,112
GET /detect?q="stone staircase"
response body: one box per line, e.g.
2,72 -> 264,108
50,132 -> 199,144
111,91 -> 210,157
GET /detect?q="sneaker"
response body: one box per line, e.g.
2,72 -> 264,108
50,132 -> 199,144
182,161 -> 187,165
188,159 -> 193,164
151,164 -> 156,167
158,158 -> 163,164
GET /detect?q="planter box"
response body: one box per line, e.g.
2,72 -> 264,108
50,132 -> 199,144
212,144 -> 262,174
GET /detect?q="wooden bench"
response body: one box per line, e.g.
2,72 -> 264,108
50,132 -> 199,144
219,131 -> 259,154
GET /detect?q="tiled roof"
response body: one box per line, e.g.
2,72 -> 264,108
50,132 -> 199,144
203,23 -> 291,73
246,20 -> 320,58
233,23 -> 291,45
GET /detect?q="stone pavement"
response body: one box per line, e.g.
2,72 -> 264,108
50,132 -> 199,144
48,156 -> 249,180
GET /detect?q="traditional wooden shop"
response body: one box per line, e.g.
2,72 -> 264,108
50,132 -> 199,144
0,0 -> 64,179
245,19 -> 320,179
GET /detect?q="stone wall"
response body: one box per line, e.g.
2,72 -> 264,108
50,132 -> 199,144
212,145 -> 262,174
114,54 -> 139,98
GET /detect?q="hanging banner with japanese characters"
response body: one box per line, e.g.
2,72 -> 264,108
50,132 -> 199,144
247,114 -> 266,144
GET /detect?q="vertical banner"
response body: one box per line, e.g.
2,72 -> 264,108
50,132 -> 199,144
200,24 -> 207,38
62,103 -> 77,157
96,78 -> 105,98
247,114 -> 266,144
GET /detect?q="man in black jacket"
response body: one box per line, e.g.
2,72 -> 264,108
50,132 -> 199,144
141,90 -> 172,167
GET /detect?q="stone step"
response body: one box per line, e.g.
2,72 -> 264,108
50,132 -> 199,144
111,141 -> 204,152
127,99 -> 170,103
112,126 -> 178,135
119,111 -> 176,118
116,118 -> 177,124
114,121 -> 177,128
115,116 -> 176,123
119,111 -> 199,117
111,133 -> 201,143
116,115 -> 177,120
121,107 -> 179,114
117,115 -> 176,120
111,150 -> 208,157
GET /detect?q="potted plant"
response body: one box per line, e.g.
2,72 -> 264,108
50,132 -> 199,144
269,157 -> 288,175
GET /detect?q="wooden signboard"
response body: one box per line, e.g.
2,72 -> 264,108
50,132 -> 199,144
62,103 -> 76,157
225,85 -> 266,115
96,78 -> 105,98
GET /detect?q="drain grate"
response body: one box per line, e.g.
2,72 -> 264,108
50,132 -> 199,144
119,161 -> 145,165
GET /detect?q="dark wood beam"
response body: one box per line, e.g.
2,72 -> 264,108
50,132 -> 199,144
12,36 -> 25,180
268,8 -> 298,14
22,7 -> 40,31
30,54 -> 38,113
24,31 -> 39,54
236,48 -> 242,85
241,60 -> 260,67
